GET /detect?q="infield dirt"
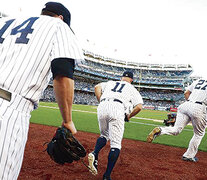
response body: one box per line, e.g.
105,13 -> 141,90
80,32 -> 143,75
19,123 -> 207,180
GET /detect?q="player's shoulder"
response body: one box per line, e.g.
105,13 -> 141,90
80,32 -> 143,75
0,15 -> 59,25
39,15 -> 66,26
0,16 -> 10,22
107,80 -> 116,84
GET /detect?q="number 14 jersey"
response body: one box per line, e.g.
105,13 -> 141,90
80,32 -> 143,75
0,16 -> 84,105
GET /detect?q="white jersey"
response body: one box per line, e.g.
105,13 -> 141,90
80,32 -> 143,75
97,80 -> 143,150
160,78 -> 207,160
186,79 -> 207,105
0,15 -> 84,180
100,80 -> 143,109
0,16 -> 84,105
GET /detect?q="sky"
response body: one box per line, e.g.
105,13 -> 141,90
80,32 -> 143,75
1,0 -> 207,78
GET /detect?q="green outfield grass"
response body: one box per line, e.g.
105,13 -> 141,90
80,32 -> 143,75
30,102 -> 207,152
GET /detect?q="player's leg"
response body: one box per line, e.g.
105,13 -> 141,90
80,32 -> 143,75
88,103 -> 109,175
103,147 -> 120,180
160,112 -> 190,135
147,103 -> 190,143
183,107 -> 207,161
0,105 -> 30,180
94,104 -> 109,155
93,136 -> 107,158
103,111 -> 124,179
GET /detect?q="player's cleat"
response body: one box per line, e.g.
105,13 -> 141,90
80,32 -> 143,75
103,175 -> 112,180
146,127 -> 161,143
182,156 -> 198,162
88,152 -> 98,175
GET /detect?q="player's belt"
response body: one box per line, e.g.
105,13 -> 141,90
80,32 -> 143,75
101,98 -> 123,104
0,88 -> 12,102
188,100 -> 203,105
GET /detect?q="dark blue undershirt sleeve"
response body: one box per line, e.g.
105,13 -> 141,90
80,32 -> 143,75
51,58 -> 75,80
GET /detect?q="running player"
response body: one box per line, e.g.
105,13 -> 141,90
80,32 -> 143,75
0,2 -> 84,179
88,71 -> 143,180
147,78 -> 207,162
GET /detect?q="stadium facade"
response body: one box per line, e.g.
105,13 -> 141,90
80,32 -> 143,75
69,49 -> 193,111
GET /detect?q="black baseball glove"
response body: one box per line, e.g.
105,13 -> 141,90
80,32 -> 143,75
163,119 -> 175,126
124,113 -> 129,122
163,119 -> 170,126
46,126 -> 86,165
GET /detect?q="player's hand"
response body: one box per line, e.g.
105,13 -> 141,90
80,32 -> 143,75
62,121 -> 77,134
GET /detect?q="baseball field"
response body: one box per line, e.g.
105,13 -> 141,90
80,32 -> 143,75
19,102 -> 207,179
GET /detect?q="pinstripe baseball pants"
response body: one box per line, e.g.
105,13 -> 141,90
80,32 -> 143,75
0,92 -> 34,180
97,100 -> 125,150
161,101 -> 207,158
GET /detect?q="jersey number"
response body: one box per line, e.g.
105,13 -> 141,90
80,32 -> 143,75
195,80 -> 207,90
0,17 -> 38,44
111,82 -> 125,93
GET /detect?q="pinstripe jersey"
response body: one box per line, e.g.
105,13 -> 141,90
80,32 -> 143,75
0,15 -> 84,180
186,79 -> 207,105
97,80 -> 143,149
0,15 -> 84,106
100,80 -> 143,109
160,78 -> 207,159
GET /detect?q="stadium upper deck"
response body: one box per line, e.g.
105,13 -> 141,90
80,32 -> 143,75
82,50 -> 192,71
75,50 -> 193,90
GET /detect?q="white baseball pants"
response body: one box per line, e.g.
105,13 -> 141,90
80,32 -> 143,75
0,93 -> 33,180
161,101 -> 207,158
97,100 -> 125,150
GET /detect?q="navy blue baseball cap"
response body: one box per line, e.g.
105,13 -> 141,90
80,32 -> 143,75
123,71 -> 133,79
42,2 -> 71,27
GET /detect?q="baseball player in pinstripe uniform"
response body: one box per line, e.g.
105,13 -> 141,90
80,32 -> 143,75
88,71 -> 143,180
147,78 -> 207,162
0,2 -> 84,179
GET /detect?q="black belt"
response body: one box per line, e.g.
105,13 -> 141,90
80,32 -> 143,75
0,88 -> 11,102
188,100 -> 203,105
195,101 -> 202,105
101,98 -> 123,104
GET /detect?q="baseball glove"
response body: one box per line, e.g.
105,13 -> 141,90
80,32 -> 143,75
124,113 -> 129,122
163,119 -> 175,126
46,126 -> 86,165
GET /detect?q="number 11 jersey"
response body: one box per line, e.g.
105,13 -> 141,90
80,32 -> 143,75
100,80 -> 143,109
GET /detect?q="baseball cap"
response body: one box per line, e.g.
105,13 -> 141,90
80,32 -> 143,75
42,2 -> 71,27
122,71 -> 133,79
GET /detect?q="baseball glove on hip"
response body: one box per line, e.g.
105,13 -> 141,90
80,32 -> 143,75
46,126 -> 86,165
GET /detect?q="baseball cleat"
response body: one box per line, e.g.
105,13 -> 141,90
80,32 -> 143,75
88,152 -> 98,175
103,174 -> 112,180
147,127 -> 161,143
182,156 -> 198,162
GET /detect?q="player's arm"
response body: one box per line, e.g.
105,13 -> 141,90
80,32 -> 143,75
52,58 -> 77,134
127,89 -> 143,120
94,83 -> 102,103
128,103 -> 142,119
184,90 -> 191,100
184,80 -> 198,100
53,76 -> 77,134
